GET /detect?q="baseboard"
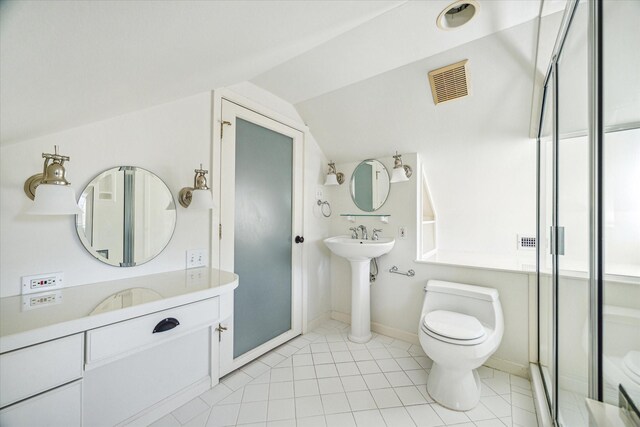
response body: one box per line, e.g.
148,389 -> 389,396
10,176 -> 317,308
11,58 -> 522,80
307,312 -> 332,332
530,363 -> 553,427
485,356 -> 530,378
121,377 -> 211,427
330,311 -> 529,377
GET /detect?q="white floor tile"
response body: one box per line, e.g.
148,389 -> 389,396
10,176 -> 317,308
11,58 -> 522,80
200,383 -> 233,406
413,356 -> 433,369
294,365 -> 317,380
405,369 -> 428,385
318,377 -> 345,394
332,351 -> 354,363
341,375 -> 368,392
293,354 -> 314,366
310,343 -> 331,353
223,371 -> 254,391
369,348 -> 393,360
270,367 -> 294,383
510,391 -> 535,413
207,404 -> 240,427
385,371 -> 414,387
173,397 -> 210,424
150,413 -> 181,427
483,377 -> 511,395
250,371 -> 272,385
477,366 -> 495,379
512,406 -> 538,427
431,403 -> 472,425
243,361 -> 272,378
352,409 -> 386,427
474,419 -> 505,427
363,373 -> 392,390
243,383 -> 270,402
313,352 -> 335,365
356,360 -> 381,375
294,379 -> 320,397
183,409 -> 210,427
380,407 -> 417,427
376,358 -> 402,372
464,401 -> 496,421
509,375 -> 531,390
346,390 -> 377,411
397,357 -> 422,371
270,381 -> 294,400
480,395 -> 512,418
296,415 -> 326,427
267,398 -> 295,421
336,362 -> 360,377
321,392 -> 351,414
500,416 -> 513,426
394,385 -> 428,406
218,388 -> 244,405
405,404 -> 445,427
267,419 -> 296,427
237,401 -> 269,425
370,387 -> 403,408
261,352 -> 287,367
295,395 -> 324,417
315,364 -> 338,378
328,342 -> 349,352
325,412 -> 356,427
351,350 -> 374,361
388,347 -> 412,358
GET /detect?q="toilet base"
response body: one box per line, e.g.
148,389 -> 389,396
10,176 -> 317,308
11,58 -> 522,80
427,362 -> 482,411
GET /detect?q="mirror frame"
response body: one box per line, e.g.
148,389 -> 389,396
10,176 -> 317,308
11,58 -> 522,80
349,159 -> 391,212
75,166 -> 177,267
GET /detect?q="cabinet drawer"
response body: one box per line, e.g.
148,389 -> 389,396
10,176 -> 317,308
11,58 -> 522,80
0,334 -> 83,408
0,380 -> 82,427
85,297 -> 219,367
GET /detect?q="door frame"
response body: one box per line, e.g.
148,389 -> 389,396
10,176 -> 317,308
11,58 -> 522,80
210,89 -> 308,375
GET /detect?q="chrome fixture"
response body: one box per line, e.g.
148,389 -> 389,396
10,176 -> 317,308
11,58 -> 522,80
372,228 -> 382,241
390,152 -> 413,183
179,164 -> 216,209
358,225 -> 368,240
324,161 -> 344,186
317,199 -> 332,217
389,266 -> 416,277
349,227 -> 359,239
24,145 -> 81,215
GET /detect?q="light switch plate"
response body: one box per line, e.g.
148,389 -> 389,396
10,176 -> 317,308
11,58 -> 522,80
399,227 -> 407,239
186,249 -> 206,269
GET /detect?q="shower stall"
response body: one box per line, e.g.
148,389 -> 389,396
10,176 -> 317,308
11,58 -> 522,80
535,0 -> 640,425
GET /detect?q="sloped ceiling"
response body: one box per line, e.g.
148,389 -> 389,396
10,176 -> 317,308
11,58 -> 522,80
0,0 -> 403,145
1,1 -> 569,148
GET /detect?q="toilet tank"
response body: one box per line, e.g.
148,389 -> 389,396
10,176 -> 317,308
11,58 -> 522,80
422,280 -> 501,328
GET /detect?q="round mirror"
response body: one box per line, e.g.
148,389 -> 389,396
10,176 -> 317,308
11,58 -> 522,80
76,167 -> 177,267
350,159 -> 390,212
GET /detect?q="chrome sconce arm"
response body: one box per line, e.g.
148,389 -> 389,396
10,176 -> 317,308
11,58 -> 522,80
179,164 -> 215,209
324,161 -> 345,186
390,151 -> 413,183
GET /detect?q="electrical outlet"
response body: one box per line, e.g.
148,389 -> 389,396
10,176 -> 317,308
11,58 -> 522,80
22,291 -> 63,310
22,272 -> 64,295
186,249 -> 206,269
315,187 -> 324,200
399,226 -> 407,239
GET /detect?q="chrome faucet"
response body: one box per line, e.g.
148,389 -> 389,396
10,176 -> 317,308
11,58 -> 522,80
349,227 -> 359,239
357,225 -> 368,240
372,228 -> 382,240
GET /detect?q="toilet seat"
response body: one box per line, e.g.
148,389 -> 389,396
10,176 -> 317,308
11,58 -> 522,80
622,351 -> 640,385
422,310 -> 488,346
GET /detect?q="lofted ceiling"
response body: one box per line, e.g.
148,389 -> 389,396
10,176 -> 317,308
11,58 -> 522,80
0,0 -> 564,147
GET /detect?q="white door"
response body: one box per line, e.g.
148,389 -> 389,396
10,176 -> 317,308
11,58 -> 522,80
218,99 -> 304,376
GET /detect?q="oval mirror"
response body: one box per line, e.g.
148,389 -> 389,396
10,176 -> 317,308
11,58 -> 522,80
350,159 -> 390,212
76,167 -> 177,267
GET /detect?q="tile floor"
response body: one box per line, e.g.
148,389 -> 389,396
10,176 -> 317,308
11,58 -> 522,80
151,320 -> 538,427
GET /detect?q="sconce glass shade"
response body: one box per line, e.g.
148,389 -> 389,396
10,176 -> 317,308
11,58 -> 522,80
189,188 -> 216,210
390,167 -> 410,183
324,173 -> 340,186
26,184 -> 82,215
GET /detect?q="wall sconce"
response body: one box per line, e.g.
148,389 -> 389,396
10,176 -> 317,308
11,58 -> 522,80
23,146 -> 82,215
324,161 -> 344,186
178,164 -> 216,210
390,152 -> 413,183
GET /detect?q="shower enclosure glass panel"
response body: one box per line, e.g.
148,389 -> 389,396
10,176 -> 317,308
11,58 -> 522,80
233,118 -> 293,358
602,0 -> 640,408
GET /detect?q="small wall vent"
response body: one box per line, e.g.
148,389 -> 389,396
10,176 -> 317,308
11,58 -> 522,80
428,59 -> 470,105
518,234 -> 537,251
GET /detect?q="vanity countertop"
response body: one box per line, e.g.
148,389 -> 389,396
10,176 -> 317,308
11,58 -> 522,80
0,268 -> 238,353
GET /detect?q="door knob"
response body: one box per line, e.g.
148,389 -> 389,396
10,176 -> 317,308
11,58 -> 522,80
295,236 -> 304,244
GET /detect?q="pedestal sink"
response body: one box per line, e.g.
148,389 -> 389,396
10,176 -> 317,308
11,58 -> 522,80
324,236 -> 395,343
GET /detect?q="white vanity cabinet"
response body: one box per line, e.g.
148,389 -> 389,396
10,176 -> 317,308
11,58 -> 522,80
0,268 -> 238,427
0,334 -> 84,426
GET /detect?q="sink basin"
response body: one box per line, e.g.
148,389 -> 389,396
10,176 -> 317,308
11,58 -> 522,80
324,236 -> 395,261
324,235 -> 395,343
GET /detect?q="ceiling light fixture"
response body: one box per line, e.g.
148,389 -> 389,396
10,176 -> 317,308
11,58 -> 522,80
24,145 -> 82,215
437,0 -> 479,31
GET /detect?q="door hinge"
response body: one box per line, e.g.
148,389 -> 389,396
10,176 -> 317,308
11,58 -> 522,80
220,120 -> 231,139
219,224 -> 222,240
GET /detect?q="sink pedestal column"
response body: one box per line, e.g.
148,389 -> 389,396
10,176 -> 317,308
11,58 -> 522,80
348,259 -> 372,343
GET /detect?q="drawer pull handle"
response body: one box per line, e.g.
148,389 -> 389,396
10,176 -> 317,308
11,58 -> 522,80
153,317 -> 180,333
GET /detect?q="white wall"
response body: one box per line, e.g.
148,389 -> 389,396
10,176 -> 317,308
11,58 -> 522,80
326,154 -> 531,375
1,93 -> 212,297
0,83 -> 334,332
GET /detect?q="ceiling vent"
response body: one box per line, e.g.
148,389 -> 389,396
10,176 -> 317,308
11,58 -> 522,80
428,59 -> 470,105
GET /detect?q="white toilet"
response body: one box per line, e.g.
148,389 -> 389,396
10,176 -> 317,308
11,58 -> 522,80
418,280 -> 504,411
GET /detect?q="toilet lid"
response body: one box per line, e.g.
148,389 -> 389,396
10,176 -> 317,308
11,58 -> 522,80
623,351 -> 640,381
423,310 -> 486,341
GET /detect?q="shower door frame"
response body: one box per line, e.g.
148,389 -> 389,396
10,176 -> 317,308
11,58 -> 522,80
535,0 -> 604,422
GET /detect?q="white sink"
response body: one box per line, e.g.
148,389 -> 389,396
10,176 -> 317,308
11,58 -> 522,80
324,235 -> 395,343
324,236 -> 395,261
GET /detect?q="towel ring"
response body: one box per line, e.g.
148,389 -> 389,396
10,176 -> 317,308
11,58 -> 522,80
317,200 -> 332,217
